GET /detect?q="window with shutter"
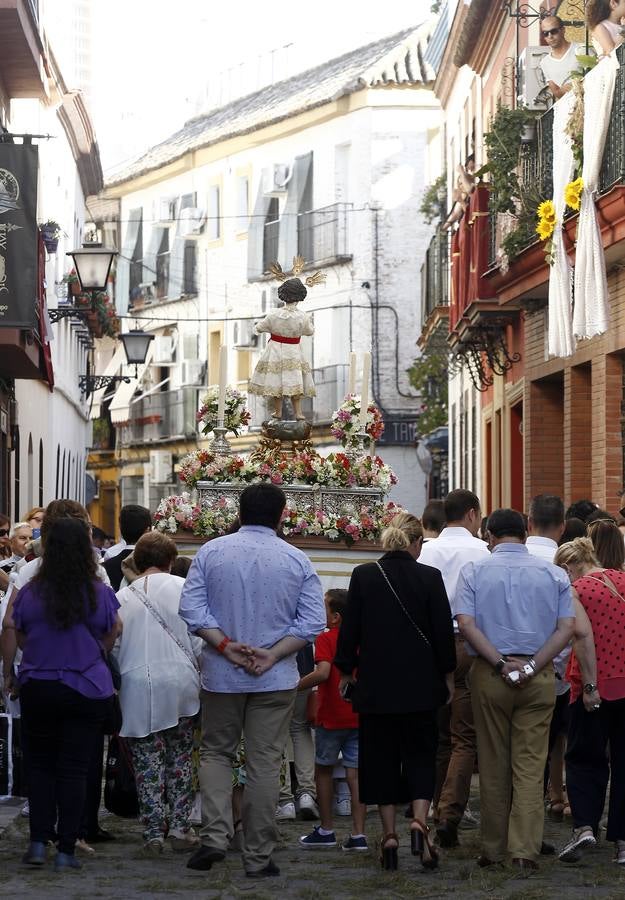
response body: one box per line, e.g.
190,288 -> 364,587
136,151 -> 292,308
183,241 -> 197,295
208,184 -> 221,241
236,175 -> 250,231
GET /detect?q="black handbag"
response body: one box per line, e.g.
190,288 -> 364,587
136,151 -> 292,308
104,734 -> 139,818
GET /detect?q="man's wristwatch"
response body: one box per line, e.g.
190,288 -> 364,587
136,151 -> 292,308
583,682 -> 598,694
495,657 -> 507,673
522,660 -> 537,678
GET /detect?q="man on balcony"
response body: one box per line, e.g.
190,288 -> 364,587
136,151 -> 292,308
539,16 -> 586,101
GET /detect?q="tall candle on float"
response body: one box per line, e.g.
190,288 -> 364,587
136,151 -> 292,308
348,352 -> 357,395
359,352 -> 371,429
217,345 -> 228,423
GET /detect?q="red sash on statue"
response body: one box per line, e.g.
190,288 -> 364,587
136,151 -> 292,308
270,334 -> 301,344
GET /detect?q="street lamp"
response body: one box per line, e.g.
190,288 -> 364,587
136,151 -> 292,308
48,244 -> 118,324
67,245 -> 117,292
79,328 -> 154,396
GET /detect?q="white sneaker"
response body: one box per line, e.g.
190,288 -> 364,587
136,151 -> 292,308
615,840 -> 625,865
333,796 -> 351,817
21,801 -> 29,818
558,826 -> 596,861
297,792 -> 319,821
460,806 -> 480,829
275,801 -> 296,821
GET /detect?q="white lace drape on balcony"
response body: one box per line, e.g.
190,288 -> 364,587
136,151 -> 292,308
572,53 -> 619,339
548,92 -> 575,357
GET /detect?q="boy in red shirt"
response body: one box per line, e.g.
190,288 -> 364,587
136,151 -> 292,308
298,589 -> 367,851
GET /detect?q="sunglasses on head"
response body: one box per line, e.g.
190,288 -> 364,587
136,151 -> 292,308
542,26 -> 561,36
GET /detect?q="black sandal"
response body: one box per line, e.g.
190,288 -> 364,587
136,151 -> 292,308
380,833 -> 398,870
410,819 -> 439,870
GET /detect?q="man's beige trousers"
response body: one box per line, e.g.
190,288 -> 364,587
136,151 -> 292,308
471,658 -> 555,862
199,688 -> 296,872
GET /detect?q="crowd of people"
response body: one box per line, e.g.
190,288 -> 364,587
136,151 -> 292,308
1,484 -> 624,877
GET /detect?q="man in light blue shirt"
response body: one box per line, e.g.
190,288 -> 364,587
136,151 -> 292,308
179,483 -> 324,878
456,508 -> 575,871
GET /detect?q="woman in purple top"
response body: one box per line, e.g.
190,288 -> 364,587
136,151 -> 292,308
8,517 -> 121,872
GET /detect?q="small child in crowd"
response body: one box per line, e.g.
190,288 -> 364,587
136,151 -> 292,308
297,588 -> 367,851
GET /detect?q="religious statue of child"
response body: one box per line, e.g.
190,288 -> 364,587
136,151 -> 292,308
248,258 -> 325,421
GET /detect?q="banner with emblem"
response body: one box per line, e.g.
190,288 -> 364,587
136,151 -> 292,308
0,142 -> 39,328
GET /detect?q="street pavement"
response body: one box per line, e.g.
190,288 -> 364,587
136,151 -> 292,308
1,787 -> 625,899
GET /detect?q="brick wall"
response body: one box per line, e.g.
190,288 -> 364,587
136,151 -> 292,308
524,268 -> 625,511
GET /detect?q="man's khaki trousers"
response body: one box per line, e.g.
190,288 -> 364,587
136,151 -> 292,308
199,688 -> 296,872
471,658 -> 555,862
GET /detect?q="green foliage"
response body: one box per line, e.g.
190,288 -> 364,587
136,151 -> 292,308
419,173 -> 447,224
407,349 -> 448,438
481,103 -> 538,216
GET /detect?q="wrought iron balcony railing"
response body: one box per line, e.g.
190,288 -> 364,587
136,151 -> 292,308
297,203 -> 352,266
118,385 -> 203,447
421,229 -> 449,329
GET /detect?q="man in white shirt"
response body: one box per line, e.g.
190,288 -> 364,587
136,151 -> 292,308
526,494 -> 565,563
419,489 -> 490,848
539,16 -> 585,100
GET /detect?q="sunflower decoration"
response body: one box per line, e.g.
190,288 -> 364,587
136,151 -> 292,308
536,199 -> 557,266
564,177 -> 583,212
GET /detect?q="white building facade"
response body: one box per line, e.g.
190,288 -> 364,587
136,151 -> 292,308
102,26 -> 442,515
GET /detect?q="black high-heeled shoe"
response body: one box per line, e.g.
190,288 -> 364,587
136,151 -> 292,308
380,834 -> 398,870
410,819 -> 439,870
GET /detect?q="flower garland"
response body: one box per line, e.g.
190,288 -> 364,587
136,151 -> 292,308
178,448 -> 397,492
154,493 -> 405,546
153,493 -> 201,534
330,396 -> 385,445
196,386 -> 251,436
536,199 -> 556,265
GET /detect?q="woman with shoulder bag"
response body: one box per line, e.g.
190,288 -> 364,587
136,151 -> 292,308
7,517 -> 121,872
114,531 -> 201,856
335,513 -> 456,871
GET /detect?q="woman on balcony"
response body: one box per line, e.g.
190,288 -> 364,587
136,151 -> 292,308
587,0 -> 625,55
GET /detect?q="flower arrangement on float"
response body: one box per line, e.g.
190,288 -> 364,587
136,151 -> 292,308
177,448 -> 397,492
196,386 -> 251,436
535,199 -> 556,265
153,492 -> 404,545
330,396 -> 385,445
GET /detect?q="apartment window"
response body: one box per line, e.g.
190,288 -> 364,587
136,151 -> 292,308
263,197 -> 280,272
183,241 -> 198,295
156,230 -> 170,300
208,184 -> 221,241
236,175 -> 250,231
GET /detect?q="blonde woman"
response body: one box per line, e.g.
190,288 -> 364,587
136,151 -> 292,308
335,512 -> 456,871
554,537 -> 625,865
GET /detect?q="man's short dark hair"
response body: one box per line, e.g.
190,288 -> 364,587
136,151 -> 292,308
326,588 -> 349,617
239,483 -> 286,529
120,505 -> 152,543
529,494 -> 564,530
444,489 -> 481,523
565,499 -> 598,522
487,508 -> 527,541
559,517 -> 587,544
542,13 -> 563,27
422,500 -> 446,535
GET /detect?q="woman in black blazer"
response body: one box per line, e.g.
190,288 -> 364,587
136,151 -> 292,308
335,512 -> 456,870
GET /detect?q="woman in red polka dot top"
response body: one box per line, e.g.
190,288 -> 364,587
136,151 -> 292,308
554,535 -> 625,865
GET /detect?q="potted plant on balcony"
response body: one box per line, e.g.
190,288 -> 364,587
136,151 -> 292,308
94,291 -> 120,338
62,268 -> 81,297
39,220 -> 62,253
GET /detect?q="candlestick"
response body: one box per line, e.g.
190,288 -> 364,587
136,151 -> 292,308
216,345 -> 228,423
359,352 -> 371,428
209,419 -> 232,456
348,352 -> 357,395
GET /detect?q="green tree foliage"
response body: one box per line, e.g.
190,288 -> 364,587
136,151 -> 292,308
419,173 -> 447,225
407,349 -> 448,438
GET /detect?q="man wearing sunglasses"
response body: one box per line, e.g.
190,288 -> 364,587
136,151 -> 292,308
539,16 -> 585,100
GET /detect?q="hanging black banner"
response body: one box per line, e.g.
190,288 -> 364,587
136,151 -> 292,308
0,143 -> 39,329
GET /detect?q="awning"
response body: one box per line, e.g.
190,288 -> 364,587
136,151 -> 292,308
109,343 -> 155,425
89,344 -> 127,420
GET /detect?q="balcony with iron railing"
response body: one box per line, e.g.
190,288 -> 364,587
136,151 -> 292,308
488,44 -> 625,277
118,385 -> 204,447
421,230 -> 449,327
0,0 -> 47,99
297,203 -> 352,267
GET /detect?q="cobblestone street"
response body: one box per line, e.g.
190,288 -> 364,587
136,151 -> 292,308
2,787 -> 625,900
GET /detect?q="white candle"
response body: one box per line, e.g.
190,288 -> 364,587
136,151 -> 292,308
217,345 -> 228,423
348,352 -> 357,395
359,352 -> 371,428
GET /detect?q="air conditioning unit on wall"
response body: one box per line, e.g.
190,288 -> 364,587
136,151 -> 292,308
149,451 -> 173,484
233,320 -> 258,349
262,163 -> 292,196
